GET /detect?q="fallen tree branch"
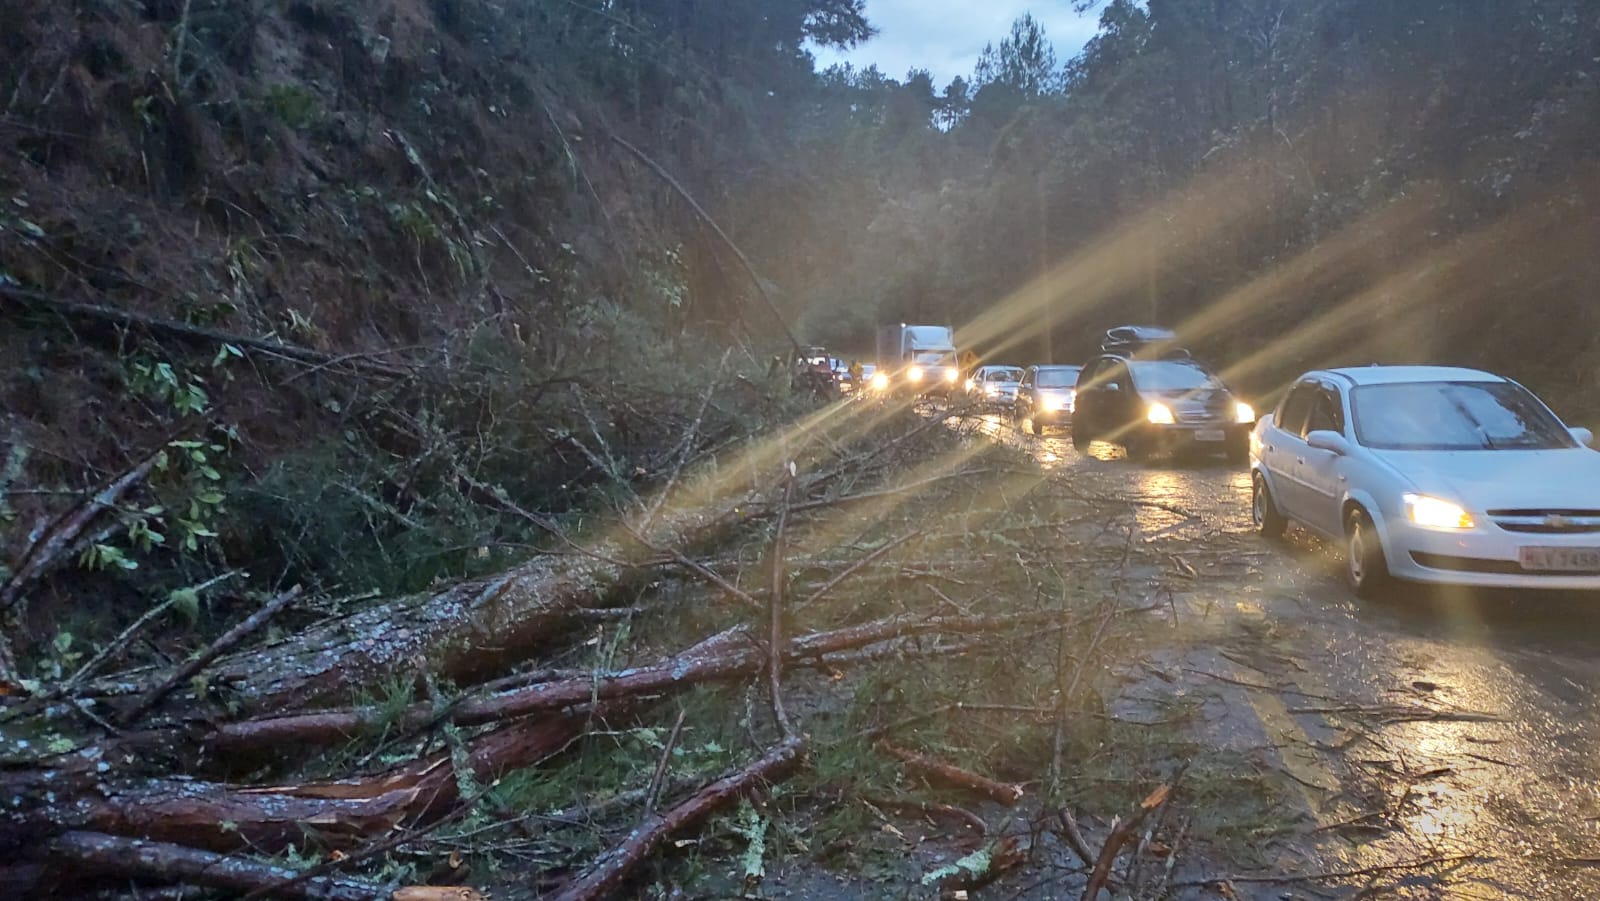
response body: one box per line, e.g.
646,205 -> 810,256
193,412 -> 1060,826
0,287 -> 413,379
1083,784 -> 1171,901
799,529 -> 921,609
119,585 -> 303,724
875,742 -> 1024,806
609,135 -> 800,355
0,441 -> 165,615
768,475 -> 794,739
42,831 -> 384,900
549,735 -> 805,901
862,795 -> 988,838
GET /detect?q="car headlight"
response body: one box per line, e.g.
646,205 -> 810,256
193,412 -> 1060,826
870,372 -> 889,391
964,378 -> 975,392
1235,402 -> 1256,424
1066,388 -> 1076,412
908,365 -> 924,383
1146,402 -> 1175,425
984,383 -> 999,396
945,369 -> 959,383
1404,493 -> 1475,530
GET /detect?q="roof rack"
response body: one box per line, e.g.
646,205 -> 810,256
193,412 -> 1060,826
1101,325 -> 1179,355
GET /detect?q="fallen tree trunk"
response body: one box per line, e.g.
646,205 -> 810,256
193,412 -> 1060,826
39,831 -> 385,900
550,735 -> 805,901
1,709 -> 590,858
206,611 -> 1063,753
189,497 -> 752,714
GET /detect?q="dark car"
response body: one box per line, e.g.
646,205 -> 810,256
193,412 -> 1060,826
1072,354 -> 1256,461
1013,365 -> 1083,436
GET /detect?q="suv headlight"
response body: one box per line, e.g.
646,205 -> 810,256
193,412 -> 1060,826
908,365 -> 924,382
870,372 -> 889,391
1404,493 -> 1474,530
1235,402 -> 1256,424
945,369 -> 959,383
1146,402 -> 1175,425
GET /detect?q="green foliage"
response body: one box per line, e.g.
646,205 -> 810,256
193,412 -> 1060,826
260,83 -> 320,129
128,359 -> 209,415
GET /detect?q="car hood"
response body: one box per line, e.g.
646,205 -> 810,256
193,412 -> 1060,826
1369,447 -> 1600,510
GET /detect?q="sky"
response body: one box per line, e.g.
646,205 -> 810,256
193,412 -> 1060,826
811,2 -> 1104,88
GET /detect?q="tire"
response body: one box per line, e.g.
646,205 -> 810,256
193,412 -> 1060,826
1344,507 -> 1392,598
1072,425 -> 1090,451
1252,473 -> 1287,539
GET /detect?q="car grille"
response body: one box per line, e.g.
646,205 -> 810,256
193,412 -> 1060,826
1486,509 -> 1600,534
1410,552 -> 1600,576
1177,409 -> 1222,424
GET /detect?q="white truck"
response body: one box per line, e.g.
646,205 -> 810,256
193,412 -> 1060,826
875,323 -> 960,396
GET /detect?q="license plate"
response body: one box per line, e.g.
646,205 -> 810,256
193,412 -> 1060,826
1195,429 -> 1226,442
1520,547 -> 1600,572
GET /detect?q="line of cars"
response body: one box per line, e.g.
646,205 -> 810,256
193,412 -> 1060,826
966,326 -> 1600,597
968,326 -> 1256,462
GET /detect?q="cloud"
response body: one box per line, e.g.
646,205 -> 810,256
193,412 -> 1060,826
812,1 -> 1103,86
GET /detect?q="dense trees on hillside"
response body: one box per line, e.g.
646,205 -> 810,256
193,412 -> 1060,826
773,0 -> 1600,405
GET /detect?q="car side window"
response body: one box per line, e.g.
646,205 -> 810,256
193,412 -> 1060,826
1276,383 -> 1316,436
1110,363 -> 1133,391
1303,388 -> 1345,437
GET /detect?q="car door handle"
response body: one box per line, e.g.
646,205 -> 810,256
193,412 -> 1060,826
1296,456 -> 1306,465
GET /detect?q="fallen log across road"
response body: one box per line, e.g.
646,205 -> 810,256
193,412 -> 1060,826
205,610 -> 1067,753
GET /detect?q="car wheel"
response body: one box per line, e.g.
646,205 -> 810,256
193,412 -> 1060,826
1072,425 -> 1090,451
1252,473 -> 1287,539
1344,507 -> 1392,598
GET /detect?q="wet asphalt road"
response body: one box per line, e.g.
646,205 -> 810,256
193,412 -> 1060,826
959,409 -> 1600,899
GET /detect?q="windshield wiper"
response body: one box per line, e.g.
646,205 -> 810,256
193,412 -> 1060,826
1443,390 -> 1498,450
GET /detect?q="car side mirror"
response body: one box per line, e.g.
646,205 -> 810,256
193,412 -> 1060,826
1306,430 -> 1351,456
1571,427 -> 1594,448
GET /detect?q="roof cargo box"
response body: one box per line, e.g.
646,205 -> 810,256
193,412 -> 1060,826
1102,325 -> 1179,354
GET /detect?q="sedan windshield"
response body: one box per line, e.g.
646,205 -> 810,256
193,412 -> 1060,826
985,367 -> 1023,382
1350,381 -> 1575,451
1036,367 -> 1081,388
1129,361 -> 1219,392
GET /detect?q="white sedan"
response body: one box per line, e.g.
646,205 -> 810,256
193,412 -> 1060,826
1249,366 -> 1600,596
